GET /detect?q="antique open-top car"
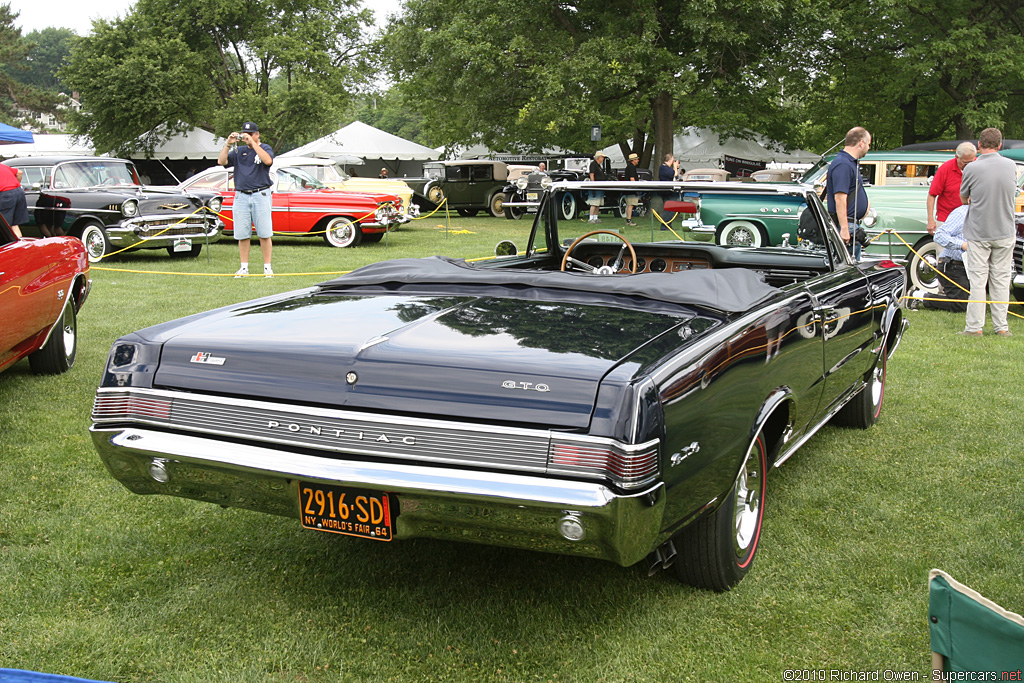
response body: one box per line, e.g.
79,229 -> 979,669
1,216 -> 90,375
180,165 -> 407,248
7,156 -> 222,262
90,179 -> 906,591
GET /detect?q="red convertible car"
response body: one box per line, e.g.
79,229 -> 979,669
180,166 -> 407,248
0,216 -> 90,375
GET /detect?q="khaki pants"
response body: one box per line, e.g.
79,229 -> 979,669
964,236 -> 1015,332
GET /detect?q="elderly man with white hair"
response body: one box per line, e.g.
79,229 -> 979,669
926,141 -> 977,235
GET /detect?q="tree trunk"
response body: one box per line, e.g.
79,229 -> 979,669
652,90 -> 673,172
954,116 -> 974,141
899,96 -> 918,146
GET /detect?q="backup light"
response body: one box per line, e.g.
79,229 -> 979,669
149,459 -> 169,483
548,440 -> 659,489
558,515 -> 585,541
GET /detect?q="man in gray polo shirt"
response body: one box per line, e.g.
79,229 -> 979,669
958,127 -> 1017,336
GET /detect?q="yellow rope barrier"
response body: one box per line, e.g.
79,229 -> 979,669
886,229 -> 1023,318
98,207 -> 215,260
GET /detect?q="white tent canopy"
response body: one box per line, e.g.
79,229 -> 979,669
599,127 -> 820,167
282,121 -> 439,161
140,127 -> 226,160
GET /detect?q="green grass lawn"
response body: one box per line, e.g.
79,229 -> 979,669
2,216 -> 1022,682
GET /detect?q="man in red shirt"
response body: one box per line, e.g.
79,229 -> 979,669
926,142 -> 976,234
0,164 -> 27,238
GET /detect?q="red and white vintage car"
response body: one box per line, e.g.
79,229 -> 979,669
180,165 -> 408,247
0,216 -> 91,375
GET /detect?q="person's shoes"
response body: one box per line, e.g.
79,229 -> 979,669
264,265 -> 274,278
906,288 -> 921,310
996,329 -> 1013,337
625,220 -> 637,227
589,218 -> 602,224
958,330 -> 983,337
233,266 -> 248,278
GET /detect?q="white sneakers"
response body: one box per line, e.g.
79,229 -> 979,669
233,265 -> 273,278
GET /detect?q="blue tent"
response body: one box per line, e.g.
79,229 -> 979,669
0,122 -> 34,144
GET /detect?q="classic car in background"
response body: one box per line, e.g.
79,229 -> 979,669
406,160 -> 508,217
1,216 -> 90,375
271,157 -> 417,218
91,179 -> 906,591
502,165 -> 547,220
179,165 -> 405,248
7,156 -> 223,262
504,157 -> 595,221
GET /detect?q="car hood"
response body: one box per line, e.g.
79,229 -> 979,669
149,291 -> 695,428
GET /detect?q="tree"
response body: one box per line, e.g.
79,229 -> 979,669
791,0 -> 1024,149
60,0 -> 377,155
16,28 -> 79,93
0,3 -> 61,125
382,0 -> 808,166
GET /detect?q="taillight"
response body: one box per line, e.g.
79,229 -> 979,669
548,439 -> 659,489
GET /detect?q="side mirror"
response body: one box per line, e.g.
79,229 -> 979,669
494,240 -> 519,257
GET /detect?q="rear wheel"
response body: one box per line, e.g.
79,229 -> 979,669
908,238 -> 942,294
488,192 -> 506,218
78,222 -> 110,262
674,433 -> 768,591
504,206 -> 523,220
29,302 -> 77,375
717,221 -> 767,247
323,217 -> 362,248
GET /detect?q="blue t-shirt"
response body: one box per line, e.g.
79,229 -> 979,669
826,150 -> 868,221
658,163 -> 675,181
228,143 -> 274,191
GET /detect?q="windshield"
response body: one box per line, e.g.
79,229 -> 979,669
52,160 -> 139,189
531,186 -> 835,261
276,167 -> 328,191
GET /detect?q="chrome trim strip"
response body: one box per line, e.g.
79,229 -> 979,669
92,387 -> 657,486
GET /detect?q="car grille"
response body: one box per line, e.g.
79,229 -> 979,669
134,218 -> 213,237
1015,236 -> 1023,275
92,388 -> 658,489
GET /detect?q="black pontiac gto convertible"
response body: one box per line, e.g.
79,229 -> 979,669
90,180 -> 906,591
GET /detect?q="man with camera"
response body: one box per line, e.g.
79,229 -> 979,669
219,122 -> 275,277
826,126 -> 872,260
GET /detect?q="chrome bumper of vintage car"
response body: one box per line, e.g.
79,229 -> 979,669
108,214 -> 221,247
90,426 -> 666,566
502,200 -> 541,208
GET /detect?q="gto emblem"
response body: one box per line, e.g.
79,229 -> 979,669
189,352 -> 226,365
266,421 -> 415,445
502,380 -> 550,392
158,203 -> 188,211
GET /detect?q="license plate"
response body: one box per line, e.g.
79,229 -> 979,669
298,482 -> 395,542
526,192 -> 539,201
172,237 -> 193,252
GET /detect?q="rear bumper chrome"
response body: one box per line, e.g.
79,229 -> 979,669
91,426 -> 665,566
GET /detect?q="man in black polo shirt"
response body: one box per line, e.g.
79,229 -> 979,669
826,126 -> 871,260
219,122 -> 275,277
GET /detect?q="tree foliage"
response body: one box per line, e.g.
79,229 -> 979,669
0,3 -> 62,125
382,0 -> 806,164
60,0 -> 377,155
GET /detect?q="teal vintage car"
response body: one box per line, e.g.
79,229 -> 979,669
694,150 -> 1024,294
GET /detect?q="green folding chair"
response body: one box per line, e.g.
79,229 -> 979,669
929,569 -> 1024,672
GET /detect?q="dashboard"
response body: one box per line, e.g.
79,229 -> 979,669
579,250 -> 712,274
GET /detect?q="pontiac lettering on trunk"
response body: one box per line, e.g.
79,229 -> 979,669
267,420 -> 416,445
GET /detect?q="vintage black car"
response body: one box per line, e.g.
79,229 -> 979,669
90,180 -> 906,591
406,160 -> 509,217
7,156 -> 223,262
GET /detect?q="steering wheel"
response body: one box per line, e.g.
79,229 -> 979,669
560,230 -> 638,274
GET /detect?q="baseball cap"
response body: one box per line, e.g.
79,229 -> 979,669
241,122 -> 259,133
